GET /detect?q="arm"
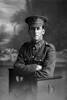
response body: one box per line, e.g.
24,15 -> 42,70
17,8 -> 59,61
14,45 -> 37,74
44,44 -> 56,77
36,44 -> 56,78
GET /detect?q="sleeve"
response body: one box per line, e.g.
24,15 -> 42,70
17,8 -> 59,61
36,44 -> 56,78
14,44 -> 36,74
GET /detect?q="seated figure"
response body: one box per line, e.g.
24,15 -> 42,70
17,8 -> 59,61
14,15 -> 56,81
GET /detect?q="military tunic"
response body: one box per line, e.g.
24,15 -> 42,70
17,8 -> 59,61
14,40 -> 56,79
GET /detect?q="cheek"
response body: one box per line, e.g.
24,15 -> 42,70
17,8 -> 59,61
36,30 -> 42,35
39,31 -> 43,36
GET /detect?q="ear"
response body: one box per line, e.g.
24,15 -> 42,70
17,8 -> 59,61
42,29 -> 45,35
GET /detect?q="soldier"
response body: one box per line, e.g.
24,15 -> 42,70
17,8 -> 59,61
14,15 -> 56,81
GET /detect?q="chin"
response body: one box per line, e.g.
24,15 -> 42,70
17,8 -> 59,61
33,38 -> 40,42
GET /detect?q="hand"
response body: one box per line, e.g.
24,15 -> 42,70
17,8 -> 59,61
36,65 -> 42,71
16,76 -> 23,82
45,69 -> 53,77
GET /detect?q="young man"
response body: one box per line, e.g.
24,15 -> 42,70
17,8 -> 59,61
14,15 -> 56,81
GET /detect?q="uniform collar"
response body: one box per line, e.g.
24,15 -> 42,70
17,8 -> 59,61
34,40 -> 45,49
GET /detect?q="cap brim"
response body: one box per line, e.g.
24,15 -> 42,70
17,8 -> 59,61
25,15 -> 48,25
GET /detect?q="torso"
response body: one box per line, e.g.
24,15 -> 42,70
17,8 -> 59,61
21,41 -> 49,67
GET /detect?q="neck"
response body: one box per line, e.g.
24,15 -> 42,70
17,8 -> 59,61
32,39 -> 45,49
32,38 -> 44,43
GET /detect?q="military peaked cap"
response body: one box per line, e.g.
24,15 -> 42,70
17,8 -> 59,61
25,15 -> 48,26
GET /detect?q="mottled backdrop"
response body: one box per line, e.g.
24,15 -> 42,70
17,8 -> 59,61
0,0 -> 67,51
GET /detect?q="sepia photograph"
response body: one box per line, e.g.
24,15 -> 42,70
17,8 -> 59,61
0,0 -> 67,100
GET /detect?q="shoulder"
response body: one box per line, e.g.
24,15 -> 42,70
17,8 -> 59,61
45,42 -> 56,59
20,41 -> 30,49
18,41 -> 30,53
45,42 -> 56,51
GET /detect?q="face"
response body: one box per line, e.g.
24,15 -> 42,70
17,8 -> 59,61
29,25 -> 45,42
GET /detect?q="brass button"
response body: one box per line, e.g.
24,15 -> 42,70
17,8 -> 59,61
32,56 -> 34,58
39,59 -> 42,61
33,47 -> 36,50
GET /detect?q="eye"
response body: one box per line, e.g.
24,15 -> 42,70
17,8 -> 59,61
37,27 -> 40,30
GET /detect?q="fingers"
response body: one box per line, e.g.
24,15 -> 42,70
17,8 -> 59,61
36,65 -> 42,71
16,76 -> 23,82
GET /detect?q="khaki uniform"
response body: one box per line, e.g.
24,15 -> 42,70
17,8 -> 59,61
14,40 -> 56,79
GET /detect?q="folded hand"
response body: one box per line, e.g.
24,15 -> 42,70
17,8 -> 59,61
36,65 -> 42,71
